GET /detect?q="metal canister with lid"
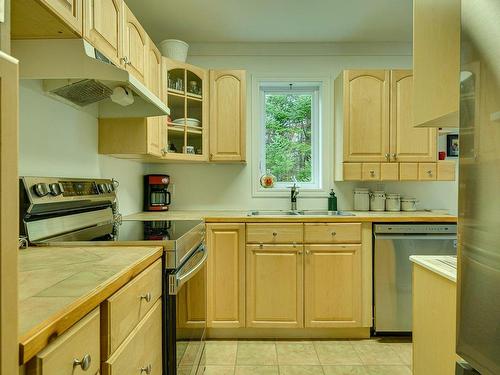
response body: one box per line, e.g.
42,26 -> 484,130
385,193 -> 401,211
401,197 -> 418,211
370,190 -> 386,211
353,188 -> 370,211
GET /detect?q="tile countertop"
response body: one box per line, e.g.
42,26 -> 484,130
124,209 -> 457,223
410,255 -> 457,282
18,245 -> 163,365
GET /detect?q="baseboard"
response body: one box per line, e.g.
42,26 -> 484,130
206,327 -> 371,340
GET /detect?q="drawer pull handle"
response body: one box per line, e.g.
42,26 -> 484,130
272,232 -> 278,237
331,231 -> 337,236
73,354 -> 91,371
298,251 -> 303,255
140,292 -> 152,303
306,250 -> 310,255
141,364 -> 152,374
427,170 -> 433,175
370,170 -> 375,176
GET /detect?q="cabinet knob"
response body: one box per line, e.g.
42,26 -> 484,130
384,153 -> 390,160
306,250 -> 310,255
73,354 -> 91,371
298,251 -> 303,255
140,292 -> 152,303
427,170 -> 433,175
141,364 -> 152,374
272,232 -> 278,237
391,153 -> 397,160
331,231 -> 337,236
370,170 -> 375,176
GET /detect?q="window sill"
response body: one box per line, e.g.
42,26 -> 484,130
252,188 -> 328,198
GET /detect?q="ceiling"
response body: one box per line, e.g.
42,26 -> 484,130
124,0 -> 413,44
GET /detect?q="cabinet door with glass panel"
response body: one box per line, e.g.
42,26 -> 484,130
162,57 -> 209,161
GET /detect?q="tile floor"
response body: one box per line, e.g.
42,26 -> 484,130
192,338 -> 412,375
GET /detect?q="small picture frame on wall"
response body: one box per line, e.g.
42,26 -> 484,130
447,134 -> 459,157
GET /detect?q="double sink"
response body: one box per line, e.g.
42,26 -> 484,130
248,210 -> 355,217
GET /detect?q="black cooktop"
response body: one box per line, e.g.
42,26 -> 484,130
114,220 -> 202,242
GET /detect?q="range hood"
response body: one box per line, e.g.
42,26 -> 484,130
12,39 -> 170,118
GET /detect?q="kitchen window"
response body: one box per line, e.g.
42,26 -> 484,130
258,82 -> 322,190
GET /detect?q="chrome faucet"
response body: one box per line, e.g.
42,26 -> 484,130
290,183 -> 299,211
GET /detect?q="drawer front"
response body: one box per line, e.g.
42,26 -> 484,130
246,223 -> 303,244
28,308 -> 100,374
418,162 -> 437,180
103,299 -> 162,375
400,163 -> 419,181
362,163 -> 381,180
304,223 -> 362,244
343,163 -> 362,180
102,259 -> 162,358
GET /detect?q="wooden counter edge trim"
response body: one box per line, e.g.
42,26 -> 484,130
18,246 -> 163,365
203,216 -> 458,223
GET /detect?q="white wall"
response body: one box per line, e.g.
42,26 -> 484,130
19,80 -> 145,215
147,43 -> 458,213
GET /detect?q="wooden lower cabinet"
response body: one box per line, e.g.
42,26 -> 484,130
246,244 -> 303,328
26,309 -> 100,375
206,223 -> 245,328
304,245 -> 362,328
102,299 -> 162,375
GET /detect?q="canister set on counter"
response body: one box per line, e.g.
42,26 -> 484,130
353,188 -> 418,212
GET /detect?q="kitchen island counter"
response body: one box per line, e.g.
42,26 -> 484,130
18,245 -> 163,364
125,209 -> 457,223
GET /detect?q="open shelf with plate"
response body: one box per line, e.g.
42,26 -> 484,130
162,58 -> 209,161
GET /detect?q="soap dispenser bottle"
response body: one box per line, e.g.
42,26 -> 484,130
328,189 -> 338,211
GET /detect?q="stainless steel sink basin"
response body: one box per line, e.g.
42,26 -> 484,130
299,210 -> 355,216
248,210 -> 300,216
248,210 -> 354,217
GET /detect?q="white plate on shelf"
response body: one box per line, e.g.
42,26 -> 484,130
172,118 -> 201,127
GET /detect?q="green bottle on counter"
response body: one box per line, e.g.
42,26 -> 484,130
328,189 -> 337,211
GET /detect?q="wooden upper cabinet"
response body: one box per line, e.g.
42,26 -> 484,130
207,224 -> 245,328
83,0 -> 122,66
413,0 -> 460,128
390,70 -> 437,162
123,4 -> 148,83
304,245 -> 362,328
209,70 -> 246,162
342,70 -> 390,162
146,38 -> 162,98
12,0 -> 83,39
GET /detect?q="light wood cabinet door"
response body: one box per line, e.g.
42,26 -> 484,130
101,260 -> 162,359
413,0 -> 460,128
246,244 -> 303,328
343,70 -> 390,162
44,0 -> 83,35
390,70 -> 437,162
123,3 -> 147,83
146,37 -> 162,98
103,300 -> 162,375
418,162 -> 437,180
83,0 -> 122,66
147,117 -> 164,157
209,70 -> 246,162
207,224 -> 245,328
304,245 -> 362,328
27,309 -> 100,375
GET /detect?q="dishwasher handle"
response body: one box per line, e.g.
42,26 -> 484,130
374,233 -> 457,241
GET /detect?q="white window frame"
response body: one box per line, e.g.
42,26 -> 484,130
251,75 -> 332,198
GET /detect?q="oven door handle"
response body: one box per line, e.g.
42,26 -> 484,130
168,243 -> 207,295
374,234 -> 457,241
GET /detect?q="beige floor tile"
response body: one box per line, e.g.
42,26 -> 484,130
276,341 -> 320,365
279,365 -> 325,375
322,366 -> 368,375
204,341 -> 238,365
203,366 -> 235,375
350,341 -> 404,366
364,365 -> 412,375
314,341 -> 363,365
178,366 -> 192,375
180,342 -> 202,366
235,365 -> 279,375
237,342 -> 278,365
390,343 -> 412,365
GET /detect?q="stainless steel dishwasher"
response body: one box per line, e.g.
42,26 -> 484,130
373,223 -> 457,333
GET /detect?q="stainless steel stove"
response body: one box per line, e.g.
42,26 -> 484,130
19,176 -> 207,375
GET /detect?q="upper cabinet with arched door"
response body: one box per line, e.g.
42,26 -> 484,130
122,3 -> 147,84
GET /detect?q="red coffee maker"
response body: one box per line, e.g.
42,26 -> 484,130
144,175 -> 171,211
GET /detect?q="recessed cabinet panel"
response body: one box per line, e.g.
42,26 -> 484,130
246,245 -> 303,328
123,4 -> 147,83
83,0 -> 122,66
343,70 -> 390,162
209,70 -> 246,162
304,245 -> 362,327
391,70 -> 437,162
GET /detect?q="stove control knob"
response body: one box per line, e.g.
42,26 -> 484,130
33,183 -> 50,197
98,183 -> 107,194
49,183 -> 62,196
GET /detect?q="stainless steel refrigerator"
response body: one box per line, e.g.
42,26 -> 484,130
457,1 -> 500,374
